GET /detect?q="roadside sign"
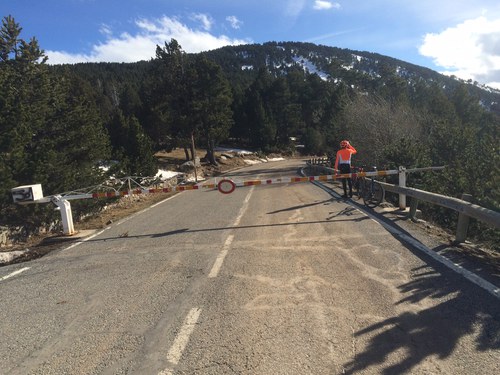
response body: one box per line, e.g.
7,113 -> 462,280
217,179 -> 236,194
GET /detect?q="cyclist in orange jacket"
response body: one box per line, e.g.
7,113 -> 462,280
334,140 -> 357,198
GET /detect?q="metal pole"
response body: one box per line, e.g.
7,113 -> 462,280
398,166 -> 406,209
455,193 -> 472,243
191,132 -> 198,183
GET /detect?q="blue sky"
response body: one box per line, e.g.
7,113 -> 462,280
3,0 -> 500,88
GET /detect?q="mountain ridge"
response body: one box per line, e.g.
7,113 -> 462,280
201,41 -> 500,111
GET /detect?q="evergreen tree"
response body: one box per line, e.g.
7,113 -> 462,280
124,116 -> 157,176
0,16 -> 109,230
190,55 -> 234,164
148,39 -> 192,153
0,15 -> 21,61
268,77 -> 292,148
244,68 -> 276,150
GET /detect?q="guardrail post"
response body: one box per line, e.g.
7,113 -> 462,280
408,198 -> 419,222
455,193 -> 472,243
398,166 -> 406,209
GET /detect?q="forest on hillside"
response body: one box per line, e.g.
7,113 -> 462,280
0,16 -> 498,248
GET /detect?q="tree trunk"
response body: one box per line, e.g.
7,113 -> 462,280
206,137 -> 218,165
183,146 -> 190,161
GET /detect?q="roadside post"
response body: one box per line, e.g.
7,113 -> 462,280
398,166 -> 406,209
455,193 -> 472,243
50,195 -> 75,235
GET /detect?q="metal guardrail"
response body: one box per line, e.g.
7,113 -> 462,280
378,182 -> 499,227
305,160 -> 499,243
378,181 -> 500,242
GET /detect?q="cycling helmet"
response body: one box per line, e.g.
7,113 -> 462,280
340,140 -> 349,148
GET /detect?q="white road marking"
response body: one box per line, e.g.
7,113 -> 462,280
161,188 -> 254,372
158,307 -> 202,375
366,209 -> 500,300
208,186 -> 255,278
312,180 -> 500,300
64,193 -> 180,251
62,227 -> 110,252
116,194 -> 181,226
0,267 -> 30,282
208,235 -> 234,278
233,186 -> 254,226
150,194 -> 180,208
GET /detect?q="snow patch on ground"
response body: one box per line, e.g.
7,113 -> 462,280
292,56 -> 329,81
0,250 -> 27,264
215,147 -> 254,155
155,169 -> 182,181
185,175 -> 206,182
243,157 -> 285,165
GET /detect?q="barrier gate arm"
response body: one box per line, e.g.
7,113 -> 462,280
11,166 -> 443,236
215,169 -> 400,192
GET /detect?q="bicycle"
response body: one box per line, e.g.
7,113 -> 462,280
350,165 -> 364,200
359,166 -> 384,208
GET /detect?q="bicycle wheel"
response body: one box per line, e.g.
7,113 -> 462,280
354,177 -> 364,200
363,181 -> 384,208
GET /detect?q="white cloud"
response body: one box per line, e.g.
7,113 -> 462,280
191,13 -> 213,31
99,23 -> 113,37
46,16 -> 250,64
313,1 -> 341,10
419,16 -> 500,89
226,15 -> 242,29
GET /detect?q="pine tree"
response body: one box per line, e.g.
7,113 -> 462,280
0,15 -> 21,61
190,55 -> 233,164
0,15 -> 110,229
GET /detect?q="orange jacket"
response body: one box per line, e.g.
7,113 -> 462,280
334,144 -> 357,170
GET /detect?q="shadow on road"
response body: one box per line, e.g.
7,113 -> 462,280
84,216 -> 370,243
311,183 -> 500,373
266,198 -> 334,214
342,266 -> 500,374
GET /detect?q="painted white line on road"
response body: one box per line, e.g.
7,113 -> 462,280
366,209 -> 500,300
233,185 -> 254,226
151,193 -> 180,208
0,267 -> 30,282
116,194 -> 180,226
312,180 -> 500,300
208,235 -> 234,278
208,186 -> 255,278
64,194 -> 179,251
62,227 -> 110,252
158,307 -> 202,374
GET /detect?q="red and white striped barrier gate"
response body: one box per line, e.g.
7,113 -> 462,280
87,169 -> 398,197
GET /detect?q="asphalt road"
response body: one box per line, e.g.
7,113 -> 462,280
1,159 -> 499,375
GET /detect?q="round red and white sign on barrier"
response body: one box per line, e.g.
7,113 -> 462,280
217,179 -> 236,194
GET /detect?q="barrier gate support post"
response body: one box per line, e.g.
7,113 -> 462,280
398,166 -> 406,209
51,195 -> 75,235
455,193 -> 472,243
